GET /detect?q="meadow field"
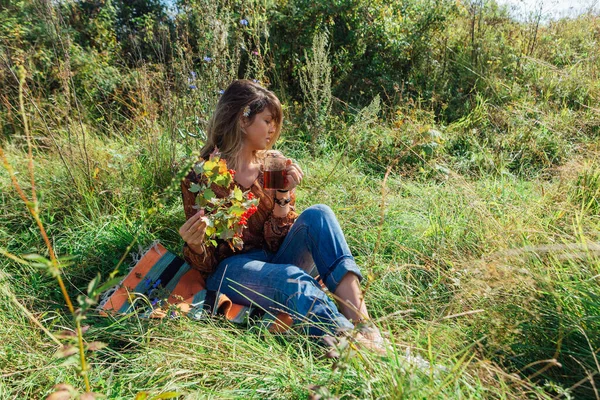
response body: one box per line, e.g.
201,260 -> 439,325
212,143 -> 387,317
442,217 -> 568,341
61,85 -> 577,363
1,1 -> 599,398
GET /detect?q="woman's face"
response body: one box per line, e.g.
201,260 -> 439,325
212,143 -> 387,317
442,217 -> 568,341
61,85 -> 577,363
242,108 -> 277,151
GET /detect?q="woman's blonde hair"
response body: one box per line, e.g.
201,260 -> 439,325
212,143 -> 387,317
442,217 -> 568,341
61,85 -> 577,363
200,80 -> 283,171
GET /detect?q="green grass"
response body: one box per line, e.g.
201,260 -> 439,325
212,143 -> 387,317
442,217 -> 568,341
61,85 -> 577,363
1,1 -> 599,397
1,130 -> 599,398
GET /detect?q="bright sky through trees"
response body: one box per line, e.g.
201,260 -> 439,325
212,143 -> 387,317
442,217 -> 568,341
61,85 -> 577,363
495,0 -> 598,19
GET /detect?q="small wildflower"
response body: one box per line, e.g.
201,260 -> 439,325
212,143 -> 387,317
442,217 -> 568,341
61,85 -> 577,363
252,51 -> 259,56
242,105 -> 251,117
218,89 -> 225,95
188,72 -> 197,90
203,56 -> 212,62
240,19 -> 248,26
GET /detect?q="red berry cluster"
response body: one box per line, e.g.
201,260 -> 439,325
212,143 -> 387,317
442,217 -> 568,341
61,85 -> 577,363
229,169 -> 236,177
239,204 -> 258,226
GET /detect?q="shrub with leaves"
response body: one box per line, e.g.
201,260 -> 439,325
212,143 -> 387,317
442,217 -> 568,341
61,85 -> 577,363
188,151 -> 259,251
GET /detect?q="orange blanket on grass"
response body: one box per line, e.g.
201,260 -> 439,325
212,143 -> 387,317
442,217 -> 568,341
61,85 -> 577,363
98,243 -> 292,332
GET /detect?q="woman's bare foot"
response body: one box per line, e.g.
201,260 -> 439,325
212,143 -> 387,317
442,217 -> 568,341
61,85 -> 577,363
322,325 -> 388,358
354,325 -> 387,356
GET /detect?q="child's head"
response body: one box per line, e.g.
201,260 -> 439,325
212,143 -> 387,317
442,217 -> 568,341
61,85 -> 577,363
201,80 -> 283,169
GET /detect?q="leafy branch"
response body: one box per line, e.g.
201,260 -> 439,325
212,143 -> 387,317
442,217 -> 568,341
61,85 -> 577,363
189,150 -> 260,251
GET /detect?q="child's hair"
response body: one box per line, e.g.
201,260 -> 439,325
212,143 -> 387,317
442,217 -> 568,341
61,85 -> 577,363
200,80 -> 283,171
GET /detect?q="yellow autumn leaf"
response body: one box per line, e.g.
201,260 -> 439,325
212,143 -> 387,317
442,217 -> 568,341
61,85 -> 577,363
233,186 -> 243,201
218,159 -> 228,174
203,160 -> 217,172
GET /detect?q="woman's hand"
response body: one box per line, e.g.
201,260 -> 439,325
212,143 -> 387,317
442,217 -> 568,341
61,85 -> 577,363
179,209 -> 207,254
282,159 -> 304,191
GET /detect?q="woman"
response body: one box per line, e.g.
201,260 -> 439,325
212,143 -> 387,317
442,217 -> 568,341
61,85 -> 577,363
178,79 -> 384,352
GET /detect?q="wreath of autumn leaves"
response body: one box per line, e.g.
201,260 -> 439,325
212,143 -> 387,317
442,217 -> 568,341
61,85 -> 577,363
188,149 -> 259,251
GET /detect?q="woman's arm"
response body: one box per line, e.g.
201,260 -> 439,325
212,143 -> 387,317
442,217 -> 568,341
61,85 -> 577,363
263,189 -> 298,253
271,157 -> 303,218
180,172 -> 218,274
272,189 -> 293,218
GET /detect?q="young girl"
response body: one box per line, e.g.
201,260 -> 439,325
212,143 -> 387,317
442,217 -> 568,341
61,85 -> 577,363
178,79 -> 384,352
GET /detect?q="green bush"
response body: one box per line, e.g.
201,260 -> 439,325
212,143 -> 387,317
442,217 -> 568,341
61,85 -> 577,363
269,0 -> 456,107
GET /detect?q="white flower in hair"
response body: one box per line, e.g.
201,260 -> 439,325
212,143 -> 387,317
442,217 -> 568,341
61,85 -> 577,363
242,105 -> 251,117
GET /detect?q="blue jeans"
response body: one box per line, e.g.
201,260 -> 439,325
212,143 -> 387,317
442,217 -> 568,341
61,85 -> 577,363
205,204 -> 363,336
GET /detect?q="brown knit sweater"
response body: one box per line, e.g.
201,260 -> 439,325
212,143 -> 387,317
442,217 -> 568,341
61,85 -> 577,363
181,162 -> 298,278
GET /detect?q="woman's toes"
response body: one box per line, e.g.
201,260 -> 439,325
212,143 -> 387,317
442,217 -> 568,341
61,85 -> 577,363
354,332 -> 387,356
